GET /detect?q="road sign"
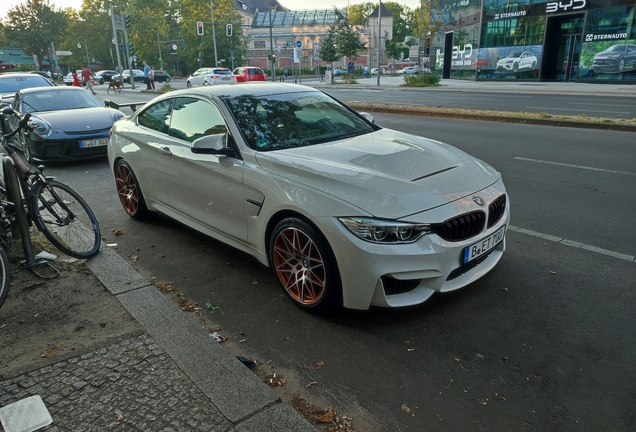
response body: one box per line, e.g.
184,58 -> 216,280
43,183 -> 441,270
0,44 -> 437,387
290,55 -> 294,61
132,54 -> 138,60
295,40 -> 302,48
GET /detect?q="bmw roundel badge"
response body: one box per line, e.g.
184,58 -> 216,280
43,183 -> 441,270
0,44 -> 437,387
472,196 -> 485,206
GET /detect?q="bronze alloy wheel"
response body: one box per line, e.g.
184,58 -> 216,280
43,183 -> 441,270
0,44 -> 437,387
272,225 -> 327,306
115,161 -> 147,219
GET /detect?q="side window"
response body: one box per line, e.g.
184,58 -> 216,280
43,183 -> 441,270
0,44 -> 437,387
137,99 -> 173,134
169,97 -> 227,143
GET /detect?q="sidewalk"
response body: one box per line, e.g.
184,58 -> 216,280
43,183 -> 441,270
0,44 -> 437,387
307,74 -> 636,97
0,245 -> 316,431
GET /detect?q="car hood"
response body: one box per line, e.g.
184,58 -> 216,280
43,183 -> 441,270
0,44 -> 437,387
35,107 -> 116,132
594,51 -> 622,59
255,129 -> 500,218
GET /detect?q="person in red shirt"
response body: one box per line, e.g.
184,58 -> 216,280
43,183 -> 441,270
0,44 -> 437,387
71,69 -> 81,87
81,65 -> 96,95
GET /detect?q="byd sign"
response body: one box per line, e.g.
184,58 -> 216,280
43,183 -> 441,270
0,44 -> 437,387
545,0 -> 587,14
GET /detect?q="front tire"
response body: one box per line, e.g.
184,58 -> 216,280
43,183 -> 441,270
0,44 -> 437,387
0,248 -> 10,310
20,132 -> 33,164
618,59 -> 625,72
269,218 -> 341,312
29,180 -> 101,259
165,77 -> 171,83
115,160 -> 149,219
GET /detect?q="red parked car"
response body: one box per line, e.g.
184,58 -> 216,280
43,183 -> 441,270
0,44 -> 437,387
232,66 -> 266,82
472,58 -> 490,68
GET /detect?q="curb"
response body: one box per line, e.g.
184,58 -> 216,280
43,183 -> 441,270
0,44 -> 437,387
85,247 -> 316,431
345,102 -> 636,133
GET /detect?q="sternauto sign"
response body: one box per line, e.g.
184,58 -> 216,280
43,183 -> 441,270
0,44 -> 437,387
546,0 -> 587,14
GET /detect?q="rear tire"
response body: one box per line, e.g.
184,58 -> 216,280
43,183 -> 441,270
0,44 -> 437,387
0,248 -> 10,310
29,180 -> 101,259
115,160 -> 149,219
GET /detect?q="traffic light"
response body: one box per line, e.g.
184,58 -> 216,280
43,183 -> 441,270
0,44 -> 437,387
271,54 -> 276,63
125,15 -> 131,29
267,54 -> 271,62
197,22 -> 204,36
226,24 -> 232,37
128,43 -> 134,55
119,42 -> 127,54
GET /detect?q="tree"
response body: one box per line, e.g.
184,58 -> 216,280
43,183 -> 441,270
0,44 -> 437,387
347,2 -> 376,27
384,32 -> 403,67
334,9 -> 366,61
318,30 -> 338,82
384,2 -> 411,44
178,0 -> 243,74
4,0 -> 68,70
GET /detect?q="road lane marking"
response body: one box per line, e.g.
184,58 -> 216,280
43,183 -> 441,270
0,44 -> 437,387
514,157 -> 636,177
508,226 -> 635,263
525,106 -> 629,114
565,102 -> 636,107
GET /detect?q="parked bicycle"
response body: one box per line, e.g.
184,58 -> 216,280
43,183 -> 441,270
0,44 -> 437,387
0,108 -> 101,308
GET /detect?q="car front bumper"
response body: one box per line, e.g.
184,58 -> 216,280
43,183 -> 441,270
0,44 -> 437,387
25,134 -> 110,162
315,181 -> 510,310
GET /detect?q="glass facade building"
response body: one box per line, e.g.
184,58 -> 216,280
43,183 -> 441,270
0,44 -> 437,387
431,0 -> 636,82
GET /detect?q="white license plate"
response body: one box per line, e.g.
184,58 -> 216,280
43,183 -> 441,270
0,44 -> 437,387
222,77 -> 231,80
79,138 -> 109,148
462,226 -> 506,264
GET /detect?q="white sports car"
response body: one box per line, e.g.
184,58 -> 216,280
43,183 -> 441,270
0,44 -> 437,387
107,83 -> 509,312
496,51 -> 538,73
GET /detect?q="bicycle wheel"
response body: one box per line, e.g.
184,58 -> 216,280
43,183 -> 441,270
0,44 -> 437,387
0,248 -> 10,309
29,180 -> 100,259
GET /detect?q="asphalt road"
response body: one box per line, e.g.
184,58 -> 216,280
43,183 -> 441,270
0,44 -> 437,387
38,100 -> 635,431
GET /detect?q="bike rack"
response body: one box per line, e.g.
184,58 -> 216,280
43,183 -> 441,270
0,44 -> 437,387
2,156 -> 59,279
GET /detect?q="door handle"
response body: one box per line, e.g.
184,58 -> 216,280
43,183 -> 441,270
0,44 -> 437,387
157,146 -> 172,155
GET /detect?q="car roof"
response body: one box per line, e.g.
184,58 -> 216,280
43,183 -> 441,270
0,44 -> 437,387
0,72 -> 47,79
160,82 -> 319,100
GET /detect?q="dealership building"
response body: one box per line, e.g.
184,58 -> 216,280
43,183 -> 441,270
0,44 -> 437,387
431,0 -> 636,83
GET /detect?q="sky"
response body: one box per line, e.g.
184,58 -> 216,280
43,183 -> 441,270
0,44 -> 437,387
1,0 -> 422,22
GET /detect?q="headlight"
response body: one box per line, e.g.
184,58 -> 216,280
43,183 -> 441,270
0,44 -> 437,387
339,217 -> 431,244
28,118 -> 51,136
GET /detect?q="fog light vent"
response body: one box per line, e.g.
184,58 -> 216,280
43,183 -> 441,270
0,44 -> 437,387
381,276 -> 421,296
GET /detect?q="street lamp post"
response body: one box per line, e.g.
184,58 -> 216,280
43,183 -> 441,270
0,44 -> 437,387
77,36 -> 90,68
268,6 -> 277,82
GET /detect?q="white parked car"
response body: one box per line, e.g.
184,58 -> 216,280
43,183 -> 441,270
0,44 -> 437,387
496,51 -> 538,73
397,66 -> 416,74
107,83 -> 509,312
186,68 -> 237,87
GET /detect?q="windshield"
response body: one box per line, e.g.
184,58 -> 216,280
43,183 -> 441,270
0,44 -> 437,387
226,91 -> 376,150
212,69 -> 233,75
22,89 -> 101,112
606,45 -> 627,52
0,76 -> 52,93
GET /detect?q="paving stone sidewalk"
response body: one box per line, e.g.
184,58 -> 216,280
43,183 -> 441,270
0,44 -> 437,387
0,246 -> 316,432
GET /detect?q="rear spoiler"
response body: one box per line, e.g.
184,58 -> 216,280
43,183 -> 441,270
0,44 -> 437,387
104,100 -> 144,112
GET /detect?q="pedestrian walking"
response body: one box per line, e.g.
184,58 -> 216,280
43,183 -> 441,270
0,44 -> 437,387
148,66 -> 155,89
143,61 -> 151,90
71,69 -> 81,87
81,65 -> 96,95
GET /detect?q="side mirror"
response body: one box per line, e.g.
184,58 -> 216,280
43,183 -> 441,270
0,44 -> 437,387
358,112 -> 375,124
191,133 -> 235,156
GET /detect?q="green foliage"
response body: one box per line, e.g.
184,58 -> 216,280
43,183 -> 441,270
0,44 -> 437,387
319,31 -> 339,63
403,72 -> 441,87
4,0 -> 68,69
347,2 -> 376,26
383,2 -> 411,43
